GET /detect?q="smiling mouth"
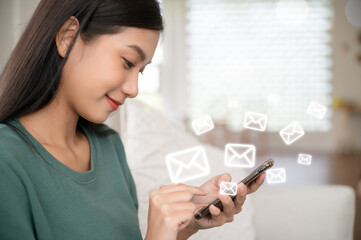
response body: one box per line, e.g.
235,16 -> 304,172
106,95 -> 122,111
106,95 -> 123,106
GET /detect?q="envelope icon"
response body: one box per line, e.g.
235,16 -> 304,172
225,144 -> 255,168
298,154 -> 312,165
165,146 -> 210,183
192,115 -> 214,135
266,168 -> 286,184
220,182 -> 237,196
279,121 -> 305,145
307,101 -> 327,119
243,112 -> 268,131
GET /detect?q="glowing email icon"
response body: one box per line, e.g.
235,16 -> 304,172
165,146 -> 210,183
307,101 -> 327,119
220,181 -> 237,196
279,121 -> 305,145
266,168 -> 286,184
192,115 -> 214,135
243,112 -> 268,131
225,144 -> 255,168
298,153 -> 312,165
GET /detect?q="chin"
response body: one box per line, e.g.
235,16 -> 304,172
80,113 -> 108,125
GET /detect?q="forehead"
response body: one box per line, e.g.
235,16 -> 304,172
91,27 -> 160,58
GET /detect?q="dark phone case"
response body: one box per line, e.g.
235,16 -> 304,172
194,159 -> 274,220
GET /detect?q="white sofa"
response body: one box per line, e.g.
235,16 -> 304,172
105,99 -> 356,240
252,185 -> 355,240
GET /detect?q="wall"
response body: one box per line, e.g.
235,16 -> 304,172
161,0 -> 361,154
0,0 -> 40,72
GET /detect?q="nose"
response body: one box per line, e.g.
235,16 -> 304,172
121,72 -> 139,98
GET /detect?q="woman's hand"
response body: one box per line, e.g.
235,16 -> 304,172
145,183 -> 208,240
178,172 -> 266,238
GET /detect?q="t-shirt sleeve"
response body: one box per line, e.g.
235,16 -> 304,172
0,159 -> 36,239
111,133 -> 139,211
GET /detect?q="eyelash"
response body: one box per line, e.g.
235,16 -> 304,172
123,58 -> 144,75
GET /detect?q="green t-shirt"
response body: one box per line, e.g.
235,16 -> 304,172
0,118 -> 143,240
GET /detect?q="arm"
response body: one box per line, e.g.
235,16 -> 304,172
144,184 -> 207,240
0,161 -> 36,239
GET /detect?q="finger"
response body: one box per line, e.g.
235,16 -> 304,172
247,172 -> 266,194
159,190 -> 202,203
167,211 -> 194,231
159,183 -> 208,196
234,182 -> 247,211
208,204 -> 226,226
159,184 -> 176,189
162,202 -> 197,214
219,194 -> 235,217
217,173 -> 232,187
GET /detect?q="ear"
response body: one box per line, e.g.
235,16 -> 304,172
55,16 -> 80,58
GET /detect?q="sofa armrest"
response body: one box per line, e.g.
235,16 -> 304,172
251,185 -> 355,240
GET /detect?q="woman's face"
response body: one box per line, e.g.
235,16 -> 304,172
59,27 -> 159,124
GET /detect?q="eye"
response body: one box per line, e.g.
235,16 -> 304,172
122,58 -> 135,68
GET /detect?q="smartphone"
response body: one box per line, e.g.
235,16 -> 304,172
194,158 -> 274,220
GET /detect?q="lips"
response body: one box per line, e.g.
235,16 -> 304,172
106,95 -> 122,106
106,95 -> 122,111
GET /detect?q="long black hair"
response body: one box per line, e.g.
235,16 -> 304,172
0,0 -> 164,150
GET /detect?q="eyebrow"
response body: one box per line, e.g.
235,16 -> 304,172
127,45 -> 151,64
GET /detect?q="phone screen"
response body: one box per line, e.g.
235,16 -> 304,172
194,158 -> 274,220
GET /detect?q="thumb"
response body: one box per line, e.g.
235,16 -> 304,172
217,173 -> 232,186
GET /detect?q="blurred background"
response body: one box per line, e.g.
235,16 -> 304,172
1,0 -> 360,238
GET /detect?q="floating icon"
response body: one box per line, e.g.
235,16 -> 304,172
225,143 -> 256,168
298,153 -> 312,165
192,115 -> 214,135
307,101 -> 327,119
266,168 -> 286,184
243,112 -> 268,132
279,121 -> 305,145
220,182 -> 237,196
165,146 -> 210,183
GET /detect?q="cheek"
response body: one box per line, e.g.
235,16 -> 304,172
65,52 -> 124,98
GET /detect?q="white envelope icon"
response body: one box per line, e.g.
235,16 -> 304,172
266,168 -> 286,184
220,181 -> 237,196
307,101 -> 327,119
298,153 -> 312,165
165,146 -> 210,183
243,112 -> 268,131
225,144 -> 256,168
192,115 -> 214,135
279,121 -> 305,145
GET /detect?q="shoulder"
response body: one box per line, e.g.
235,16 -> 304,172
0,122 -> 29,157
0,123 -> 30,181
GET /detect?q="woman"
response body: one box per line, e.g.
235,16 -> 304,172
0,0 -> 265,239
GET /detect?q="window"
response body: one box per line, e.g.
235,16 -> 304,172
137,40 -> 164,110
184,0 -> 334,132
